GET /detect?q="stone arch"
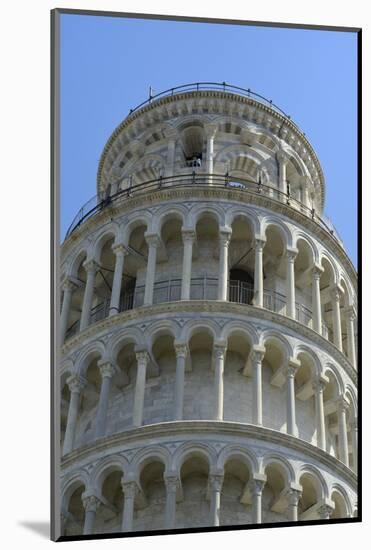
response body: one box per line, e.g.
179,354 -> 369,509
181,318 -> 220,343
153,204 -> 188,234
131,446 -> 172,480
146,320 -> 180,350
319,250 -> 339,285
172,442 -> 217,473
76,340 -> 106,376
322,362 -> 345,397
91,454 -> 129,493
91,224 -> 120,262
329,483 -> 352,518
61,471 -> 89,510
225,206 -> 260,236
294,233 -> 318,265
220,321 -> 258,346
188,203 -> 225,229
297,465 -> 328,499
339,273 -> 354,308
259,330 -> 293,361
121,213 -> 152,246
215,143 -> 268,180
123,153 -> 166,182
216,446 -> 258,475
66,246 -> 89,279
108,327 -> 144,363
261,454 -> 295,485
293,345 -> 321,377
261,216 -> 293,248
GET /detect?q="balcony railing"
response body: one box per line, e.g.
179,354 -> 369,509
65,278 -> 328,341
64,173 -> 343,246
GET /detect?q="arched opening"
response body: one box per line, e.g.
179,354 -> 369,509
192,214 -> 219,300
220,458 -> 251,525
177,453 -> 210,528
294,239 -> 315,327
123,222 -> 149,309
63,483 -> 85,536
323,371 -> 341,458
134,460 -> 166,531
154,216 -> 183,303
179,123 -> 204,168
262,463 -> 288,523
295,352 -> 316,444
115,340 -> 138,430
65,252 -> 87,339
61,371 -> 72,447
298,472 -> 322,520
331,490 -> 349,519
262,338 -> 287,432
228,215 -> 254,305
95,470 -> 124,534
263,225 -> 286,315
320,257 -> 336,344
75,354 -> 102,447
224,331 -> 252,422
90,235 -> 116,325
149,332 -> 176,423
184,329 -> 214,420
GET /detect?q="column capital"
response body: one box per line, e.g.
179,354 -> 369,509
181,229 -> 196,243
285,247 -> 298,262
312,263 -> 324,279
82,492 -> 101,513
62,277 -> 77,292
208,473 -> 224,492
174,342 -> 188,359
144,232 -> 161,248
251,345 -> 265,363
312,374 -> 328,393
97,360 -> 116,379
219,227 -> 232,245
67,374 -> 86,394
214,340 -> 228,359
287,357 -> 301,378
135,349 -> 150,365
204,122 -> 218,139
254,236 -> 266,250
345,305 -> 357,321
317,500 -> 335,520
112,243 -> 128,257
286,487 -> 302,507
164,474 -> 181,493
121,479 -> 139,499
83,259 -> 99,274
330,284 -> 344,302
337,396 -> 350,413
249,475 -> 266,496
276,149 -> 289,164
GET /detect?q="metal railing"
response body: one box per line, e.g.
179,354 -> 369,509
64,173 -> 343,246
65,277 -> 329,341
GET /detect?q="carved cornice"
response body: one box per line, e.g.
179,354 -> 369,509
61,300 -> 357,384
61,187 -> 356,288
61,420 -> 357,489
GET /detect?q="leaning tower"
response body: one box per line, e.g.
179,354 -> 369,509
59,83 -> 358,537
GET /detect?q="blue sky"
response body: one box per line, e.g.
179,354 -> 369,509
60,14 -> 358,264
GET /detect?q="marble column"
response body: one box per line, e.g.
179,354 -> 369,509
214,343 -> 227,421
217,229 -> 232,301
94,361 -> 116,439
80,260 -> 98,331
249,478 -> 266,524
287,489 -> 302,521
209,474 -> 224,526
276,150 -> 289,198
313,378 -> 326,451
345,306 -> 357,368
164,475 -> 180,529
60,278 -> 77,343
82,494 -> 101,535
63,374 -> 86,455
286,249 -> 298,319
253,237 -> 266,308
121,480 -> 138,532
174,343 -> 188,420
109,245 -> 128,316
312,264 -> 324,334
286,360 -> 300,437
337,398 -> 349,466
181,230 -> 195,300
251,346 -> 265,426
143,234 -> 160,306
331,285 -> 343,351
132,351 -> 149,427
205,123 -> 218,182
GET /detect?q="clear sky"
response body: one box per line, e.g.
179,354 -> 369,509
60,13 -> 358,264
